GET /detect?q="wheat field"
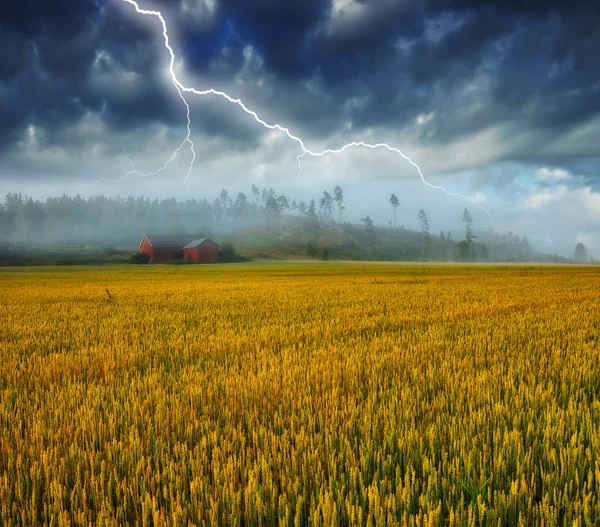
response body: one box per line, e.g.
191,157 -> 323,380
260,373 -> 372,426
1,263 -> 600,526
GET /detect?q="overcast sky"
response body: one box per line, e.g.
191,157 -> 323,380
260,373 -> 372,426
1,0 -> 599,256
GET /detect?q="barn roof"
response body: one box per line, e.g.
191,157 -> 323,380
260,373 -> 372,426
142,234 -> 201,248
182,238 -> 220,249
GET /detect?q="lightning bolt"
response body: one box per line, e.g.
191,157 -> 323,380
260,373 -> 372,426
98,0 -> 493,225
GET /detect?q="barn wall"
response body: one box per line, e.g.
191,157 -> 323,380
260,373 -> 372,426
183,244 -> 219,263
141,236 -> 215,263
140,237 -> 153,260
183,249 -> 196,262
198,247 -> 219,263
199,241 -> 219,263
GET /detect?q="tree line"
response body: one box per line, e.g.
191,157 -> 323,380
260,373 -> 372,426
0,185 -> 346,244
0,185 -> 350,245
0,187 -> 321,245
0,188 -> 582,264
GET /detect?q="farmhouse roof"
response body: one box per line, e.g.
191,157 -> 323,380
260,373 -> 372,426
141,234 -> 221,249
142,234 -> 201,248
182,238 -> 220,249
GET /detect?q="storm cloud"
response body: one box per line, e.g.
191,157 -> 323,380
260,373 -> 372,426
1,0 -> 599,255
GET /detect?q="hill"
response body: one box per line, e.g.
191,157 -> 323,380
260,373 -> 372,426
223,216 -> 571,263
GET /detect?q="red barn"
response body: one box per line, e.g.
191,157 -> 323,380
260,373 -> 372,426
182,238 -> 220,263
139,234 -> 220,263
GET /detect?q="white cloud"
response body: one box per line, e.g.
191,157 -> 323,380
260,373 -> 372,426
180,0 -> 216,20
535,167 -> 572,183
331,0 -> 365,19
19,125 -> 40,150
235,45 -> 266,87
509,182 -> 600,256
90,50 -> 143,96
525,190 -> 553,209
394,37 -> 415,53
423,13 -> 464,43
415,112 -> 435,127
471,191 -> 488,204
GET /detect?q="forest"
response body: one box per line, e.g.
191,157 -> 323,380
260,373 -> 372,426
0,187 -> 575,265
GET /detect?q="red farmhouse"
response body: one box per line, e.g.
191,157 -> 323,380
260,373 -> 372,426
139,234 -> 220,263
182,238 -> 220,263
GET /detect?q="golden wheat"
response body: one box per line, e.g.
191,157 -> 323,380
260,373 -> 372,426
1,263 -> 599,526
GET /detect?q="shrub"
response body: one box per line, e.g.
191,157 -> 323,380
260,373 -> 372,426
456,241 -> 471,261
102,245 -> 121,256
219,242 -> 248,263
130,252 -> 150,264
305,242 -> 318,257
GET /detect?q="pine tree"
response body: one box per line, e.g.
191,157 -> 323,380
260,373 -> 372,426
333,185 -> 345,223
418,209 -> 431,259
389,194 -> 399,228
462,208 -> 475,244
319,191 -> 334,221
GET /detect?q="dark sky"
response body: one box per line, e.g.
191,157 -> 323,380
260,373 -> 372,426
1,0 -> 600,255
